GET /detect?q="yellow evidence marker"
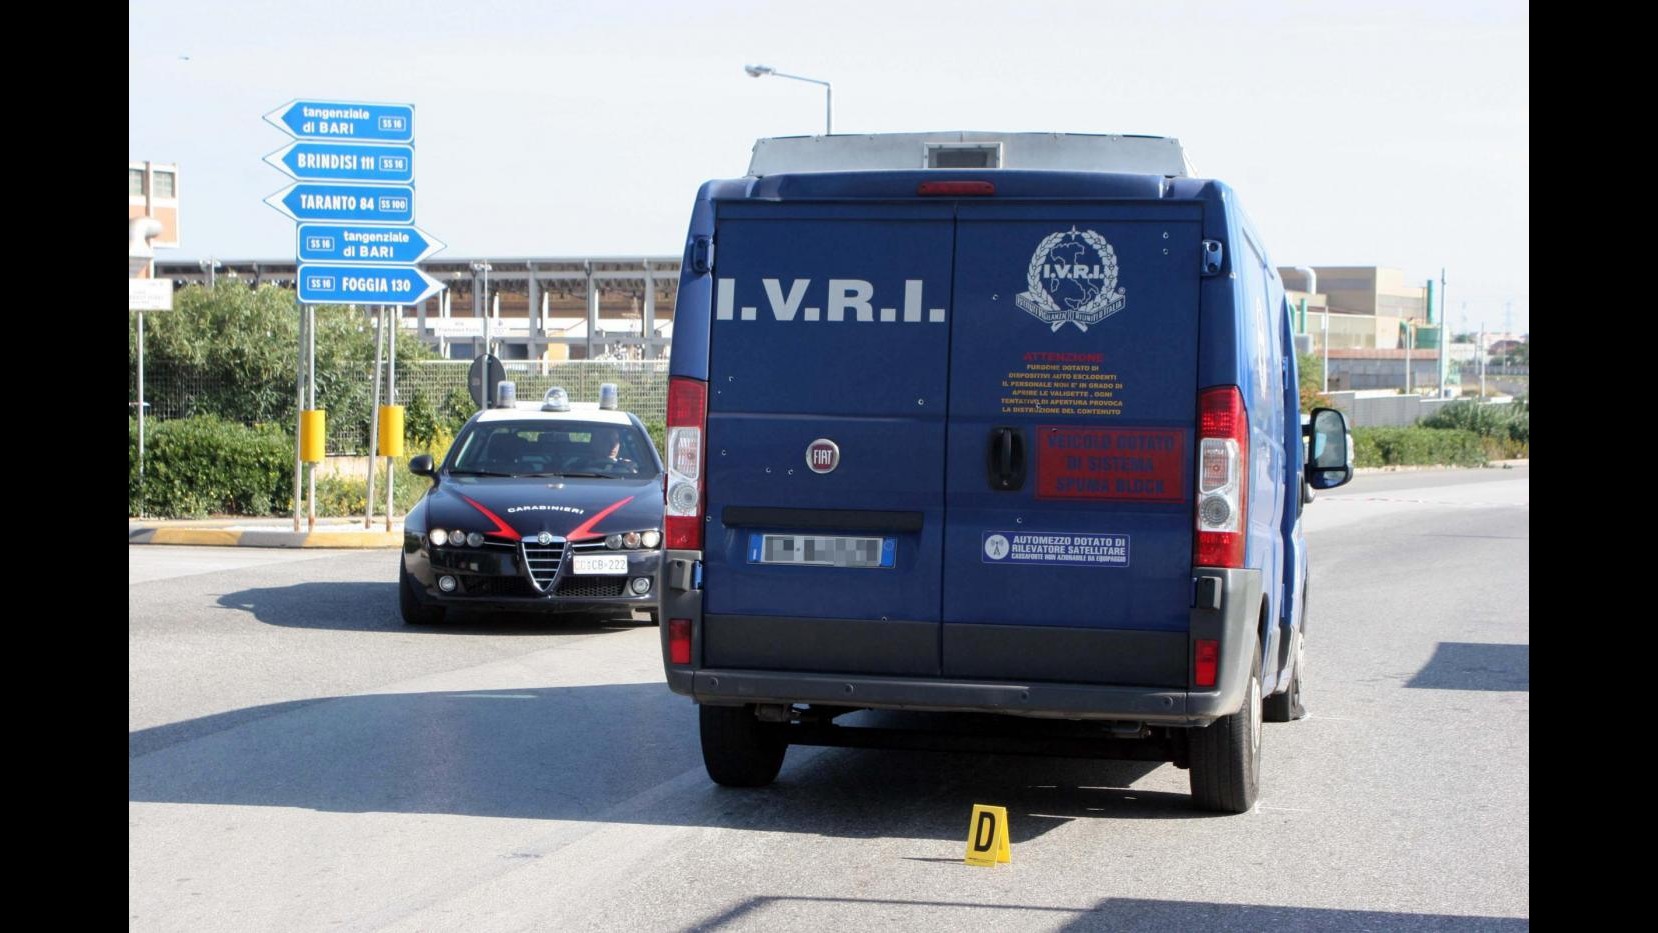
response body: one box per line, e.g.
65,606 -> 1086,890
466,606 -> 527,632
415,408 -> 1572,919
964,804 -> 1012,867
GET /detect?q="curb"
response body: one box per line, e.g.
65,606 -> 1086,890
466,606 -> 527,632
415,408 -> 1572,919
128,525 -> 404,549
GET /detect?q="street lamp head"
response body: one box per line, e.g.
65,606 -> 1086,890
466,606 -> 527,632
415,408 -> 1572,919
744,64 -> 774,77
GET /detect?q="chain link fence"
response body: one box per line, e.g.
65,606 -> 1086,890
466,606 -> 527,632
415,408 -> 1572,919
138,358 -> 670,455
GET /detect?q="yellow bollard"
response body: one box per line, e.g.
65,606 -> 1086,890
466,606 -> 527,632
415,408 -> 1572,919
377,405 -> 406,457
299,409 -> 327,463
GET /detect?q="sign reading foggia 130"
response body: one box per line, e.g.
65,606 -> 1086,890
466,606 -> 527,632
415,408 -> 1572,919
297,264 -> 445,305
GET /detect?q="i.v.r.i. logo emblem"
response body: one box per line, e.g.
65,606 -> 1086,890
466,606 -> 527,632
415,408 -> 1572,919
1015,228 -> 1127,332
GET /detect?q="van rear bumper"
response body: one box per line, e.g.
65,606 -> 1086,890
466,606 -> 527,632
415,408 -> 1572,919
679,669 -> 1200,723
660,555 -> 1260,727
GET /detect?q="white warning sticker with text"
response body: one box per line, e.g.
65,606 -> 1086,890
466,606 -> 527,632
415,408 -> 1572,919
982,531 -> 1129,567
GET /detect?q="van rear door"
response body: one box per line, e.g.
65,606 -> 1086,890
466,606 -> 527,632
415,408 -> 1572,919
941,202 -> 1205,687
700,202 -> 955,676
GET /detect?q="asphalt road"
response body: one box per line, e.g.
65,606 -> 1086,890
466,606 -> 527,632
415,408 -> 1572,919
128,466 -> 1529,932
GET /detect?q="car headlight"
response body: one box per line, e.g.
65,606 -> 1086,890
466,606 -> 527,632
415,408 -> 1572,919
606,534 -> 623,549
622,531 -> 641,548
466,531 -> 485,548
428,529 -> 449,547
641,530 -> 661,549
452,529 -> 468,546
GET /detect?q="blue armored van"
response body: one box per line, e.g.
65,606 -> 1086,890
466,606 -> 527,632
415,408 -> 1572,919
657,132 -> 1354,812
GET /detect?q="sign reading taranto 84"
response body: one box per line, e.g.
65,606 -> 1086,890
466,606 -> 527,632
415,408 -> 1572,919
263,98 -> 444,306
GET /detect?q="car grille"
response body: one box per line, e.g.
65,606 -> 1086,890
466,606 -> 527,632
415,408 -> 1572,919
555,576 -> 630,598
521,539 -> 566,592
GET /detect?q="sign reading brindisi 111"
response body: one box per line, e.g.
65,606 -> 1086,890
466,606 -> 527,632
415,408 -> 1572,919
262,98 -> 445,307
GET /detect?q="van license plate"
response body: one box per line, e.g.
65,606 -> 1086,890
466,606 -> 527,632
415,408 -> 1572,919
748,534 -> 895,569
571,554 -> 629,575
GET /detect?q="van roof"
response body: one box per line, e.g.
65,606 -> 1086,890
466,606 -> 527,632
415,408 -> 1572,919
748,132 -> 1192,177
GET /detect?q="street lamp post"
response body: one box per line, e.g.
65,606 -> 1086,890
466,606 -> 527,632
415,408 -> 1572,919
470,260 -> 493,360
744,64 -> 833,135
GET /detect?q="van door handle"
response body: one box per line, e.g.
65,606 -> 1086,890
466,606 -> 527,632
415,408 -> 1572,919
987,427 -> 1026,491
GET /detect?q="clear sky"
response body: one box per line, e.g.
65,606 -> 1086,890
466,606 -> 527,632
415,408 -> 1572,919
129,0 -> 1528,334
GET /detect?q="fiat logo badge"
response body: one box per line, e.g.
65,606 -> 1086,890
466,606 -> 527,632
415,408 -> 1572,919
806,439 -> 840,474
537,531 -> 554,545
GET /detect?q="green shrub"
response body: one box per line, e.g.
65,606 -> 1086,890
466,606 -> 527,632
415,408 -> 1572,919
130,416 -> 293,518
312,459 -> 431,518
1420,398 -> 1528,459
1352,427 -> 1487,468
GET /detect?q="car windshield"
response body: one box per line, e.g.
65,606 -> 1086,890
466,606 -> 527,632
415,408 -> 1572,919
447,420 -> 658,478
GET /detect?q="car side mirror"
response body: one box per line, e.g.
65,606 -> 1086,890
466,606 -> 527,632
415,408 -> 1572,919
1304,408 -> 1353,490
409,454 -> 436,482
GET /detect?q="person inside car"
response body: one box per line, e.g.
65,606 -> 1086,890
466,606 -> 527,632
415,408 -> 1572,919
572,427 -> 637,473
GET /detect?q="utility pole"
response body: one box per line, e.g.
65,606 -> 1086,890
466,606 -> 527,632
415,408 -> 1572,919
1479,323 -> 1487,399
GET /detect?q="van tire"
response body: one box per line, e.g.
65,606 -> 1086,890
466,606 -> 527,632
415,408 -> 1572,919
1188,641 -> 1262,813
699,704 -> 788,787
1264,627 -> 1306,722
398,561 -> 446,627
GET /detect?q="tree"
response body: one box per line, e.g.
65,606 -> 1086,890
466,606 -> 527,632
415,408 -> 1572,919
129,281 -> 441,444
1297,351 -> 1325,411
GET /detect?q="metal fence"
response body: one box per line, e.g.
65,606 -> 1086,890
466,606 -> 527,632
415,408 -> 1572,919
1323,391 -> 1516,429
137,358 -> 670,456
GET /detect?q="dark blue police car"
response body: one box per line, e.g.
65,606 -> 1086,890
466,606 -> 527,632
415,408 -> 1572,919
399,384 -> 665,627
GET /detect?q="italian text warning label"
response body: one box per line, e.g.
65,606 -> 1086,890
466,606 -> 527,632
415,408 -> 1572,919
982,531 -> 1129,568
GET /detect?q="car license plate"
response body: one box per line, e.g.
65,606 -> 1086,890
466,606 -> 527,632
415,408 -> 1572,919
571,554 -> 629,575
748,534 -> 895,569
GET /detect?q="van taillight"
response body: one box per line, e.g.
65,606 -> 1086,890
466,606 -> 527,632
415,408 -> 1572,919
1194,386 -> 1248,568
665,377 -> 707,550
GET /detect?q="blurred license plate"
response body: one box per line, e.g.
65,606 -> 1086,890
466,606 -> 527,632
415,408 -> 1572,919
748,534 -> 895,569
572,554 -> 629,575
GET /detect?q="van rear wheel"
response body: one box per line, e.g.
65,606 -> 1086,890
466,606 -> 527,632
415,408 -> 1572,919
1188,642 -> 1262,813
699,704 -> 788,787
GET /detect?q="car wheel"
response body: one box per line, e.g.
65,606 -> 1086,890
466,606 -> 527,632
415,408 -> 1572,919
1188,639 -> 1262,813
1264,626 -> 1307,722
699,704 -> 787,787
398,560 -> 447,627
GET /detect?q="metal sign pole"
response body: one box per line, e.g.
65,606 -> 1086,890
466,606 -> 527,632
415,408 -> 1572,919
137,307 -> 146,518
365,306 -> 384,528
308,304 -> 318,531
293,298 -> 305,532
385,306 -> 397,532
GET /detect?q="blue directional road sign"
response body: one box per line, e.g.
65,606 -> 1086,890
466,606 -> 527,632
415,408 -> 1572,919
264,100 -> 414,144
264,142 -> 414,183
298,224 -> 446,264
265,183 -> 415,224
297,264 -> 446,305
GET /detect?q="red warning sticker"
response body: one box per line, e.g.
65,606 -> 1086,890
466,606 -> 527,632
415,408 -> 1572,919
1035,426 -> 1185,502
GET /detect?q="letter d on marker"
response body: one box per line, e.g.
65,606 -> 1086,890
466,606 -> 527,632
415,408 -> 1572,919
964,804 -> 1011,866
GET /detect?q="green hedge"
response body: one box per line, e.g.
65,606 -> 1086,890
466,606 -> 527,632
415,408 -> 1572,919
1352,427 -> 1487,468
130,416 -> 293,518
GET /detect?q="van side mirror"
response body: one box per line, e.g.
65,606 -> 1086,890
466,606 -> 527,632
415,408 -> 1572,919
409,454 -> 436,481
1304,408 -> 1353,489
